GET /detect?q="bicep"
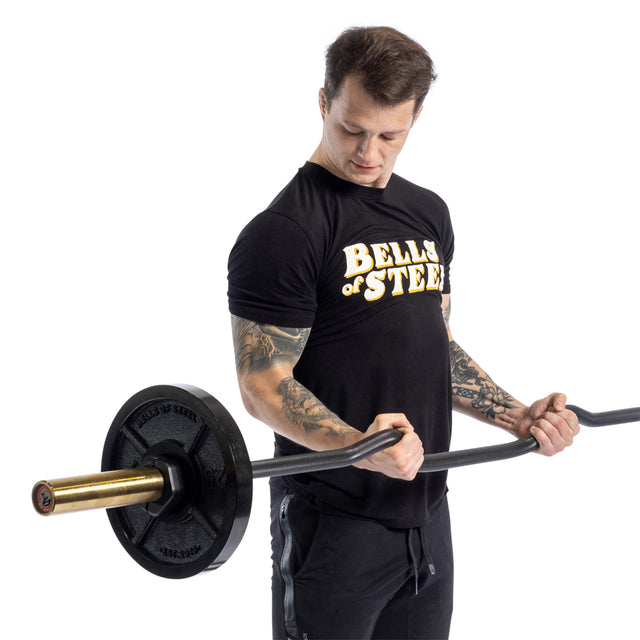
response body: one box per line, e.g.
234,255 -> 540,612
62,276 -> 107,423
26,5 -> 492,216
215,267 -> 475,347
231,314 -> 311,377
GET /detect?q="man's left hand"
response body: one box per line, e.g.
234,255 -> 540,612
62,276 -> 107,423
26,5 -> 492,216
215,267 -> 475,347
514,393 -> 580,456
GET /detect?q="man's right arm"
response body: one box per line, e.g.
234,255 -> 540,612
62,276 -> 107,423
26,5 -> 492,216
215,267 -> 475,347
231,314 -> 425,479
231,314 -> 360,448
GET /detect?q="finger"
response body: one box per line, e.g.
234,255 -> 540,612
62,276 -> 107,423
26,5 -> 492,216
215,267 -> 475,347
544,410 -> 577,442
544,405 -> 581,442
530,418 -> 571,455
551,392 -> 567,413
395,416 -> 415,431
531,414 -> 573,455
369,413 -> 414,434
384,413 -> 415,431
392,430 -> 423,457
530,424 -> 555,456
386,431 -> 424,479
557,407 -> 580,435
398,446 -> 425,480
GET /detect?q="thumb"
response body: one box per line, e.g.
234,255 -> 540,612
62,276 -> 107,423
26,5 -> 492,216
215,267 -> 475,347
549,392 -> 567,412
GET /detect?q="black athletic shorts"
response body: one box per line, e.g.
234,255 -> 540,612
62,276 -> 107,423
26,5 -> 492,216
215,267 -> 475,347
270,477 -> 454,640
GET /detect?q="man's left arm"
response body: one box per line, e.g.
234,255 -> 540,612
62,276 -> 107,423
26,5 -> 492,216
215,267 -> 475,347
441,294 -> 580,455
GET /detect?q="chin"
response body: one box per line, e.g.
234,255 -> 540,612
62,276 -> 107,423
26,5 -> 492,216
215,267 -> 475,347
347,167 -> 384,187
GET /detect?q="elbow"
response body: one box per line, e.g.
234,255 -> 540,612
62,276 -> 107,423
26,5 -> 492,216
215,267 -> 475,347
236,365 -> 290,425
239,384 -> 261,420
237,373 -> 269,422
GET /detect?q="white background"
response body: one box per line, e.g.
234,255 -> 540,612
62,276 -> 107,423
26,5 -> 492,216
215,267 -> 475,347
2,1 -> 638,638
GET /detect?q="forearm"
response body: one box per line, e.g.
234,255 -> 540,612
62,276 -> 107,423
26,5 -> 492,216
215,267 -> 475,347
239,368 -> 363,451
449,340 -> 527,435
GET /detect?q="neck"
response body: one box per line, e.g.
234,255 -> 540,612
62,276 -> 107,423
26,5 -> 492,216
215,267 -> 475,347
309,144 -> 392,189
309,144 -> 329,171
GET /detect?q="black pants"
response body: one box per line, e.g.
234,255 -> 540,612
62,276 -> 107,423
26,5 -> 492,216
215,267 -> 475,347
270,478 -> 454,640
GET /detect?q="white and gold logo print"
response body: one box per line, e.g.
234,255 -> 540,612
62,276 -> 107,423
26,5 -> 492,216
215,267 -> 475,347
342,240 -> 444,301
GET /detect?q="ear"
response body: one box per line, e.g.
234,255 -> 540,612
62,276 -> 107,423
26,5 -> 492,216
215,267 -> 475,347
411,104 -> 423,126
318,88 -> 328,120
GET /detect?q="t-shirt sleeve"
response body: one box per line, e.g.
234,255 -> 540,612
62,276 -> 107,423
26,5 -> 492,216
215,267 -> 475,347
439,198 -> 455,295
227,211 -> 318,328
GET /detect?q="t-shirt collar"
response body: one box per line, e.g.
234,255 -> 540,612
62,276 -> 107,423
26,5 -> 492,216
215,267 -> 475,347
303,161 -> 391,200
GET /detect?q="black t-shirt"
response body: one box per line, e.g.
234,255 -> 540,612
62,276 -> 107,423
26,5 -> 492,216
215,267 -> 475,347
228,162 -> 454,527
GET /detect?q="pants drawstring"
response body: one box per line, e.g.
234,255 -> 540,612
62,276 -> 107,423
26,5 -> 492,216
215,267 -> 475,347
407,527 -> 437,595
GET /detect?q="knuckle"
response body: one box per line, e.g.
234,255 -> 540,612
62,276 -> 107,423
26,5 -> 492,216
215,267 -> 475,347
542,444 -> 555,457
400,465 -> 418,481
544,411 -> 561,425
395,457 -> 418,479
385,447 -> 401,463
404,432 -> 418,445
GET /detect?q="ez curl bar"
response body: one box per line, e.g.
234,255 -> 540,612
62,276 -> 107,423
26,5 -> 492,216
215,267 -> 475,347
32,384 -> 640,579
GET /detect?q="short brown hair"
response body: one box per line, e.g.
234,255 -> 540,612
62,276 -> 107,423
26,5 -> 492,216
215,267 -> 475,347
324,26 -> 437,115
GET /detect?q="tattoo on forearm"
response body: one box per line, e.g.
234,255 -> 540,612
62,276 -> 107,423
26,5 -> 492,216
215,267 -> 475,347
277,376 -> 351,438
449,341 -> 518,420
442,298 -> 451,328
232,316 -> 310,374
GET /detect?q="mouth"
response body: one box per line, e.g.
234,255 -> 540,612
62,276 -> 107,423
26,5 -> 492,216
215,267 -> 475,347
351,161 -> 378,172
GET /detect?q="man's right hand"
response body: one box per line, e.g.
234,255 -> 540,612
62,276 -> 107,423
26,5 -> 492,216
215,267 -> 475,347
353,414 -> 424,480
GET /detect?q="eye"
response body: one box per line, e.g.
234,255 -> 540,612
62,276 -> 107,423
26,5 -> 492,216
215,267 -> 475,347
342,125 -> 362,136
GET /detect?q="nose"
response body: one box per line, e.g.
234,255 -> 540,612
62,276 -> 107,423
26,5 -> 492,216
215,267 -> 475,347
357,135 -> 378,164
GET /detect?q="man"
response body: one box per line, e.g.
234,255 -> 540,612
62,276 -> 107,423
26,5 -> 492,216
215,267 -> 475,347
227,26 -> 579,640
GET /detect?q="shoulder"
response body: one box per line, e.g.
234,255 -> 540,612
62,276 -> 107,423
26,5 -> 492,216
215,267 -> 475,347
233,165 -> 322,245
229,166 -> 328,276
238,163 -> 342,254
388,174 -> 453,243
267,163 -> 335,222
227,190 -> 321,327
389,173 -> 450,215
229,209 -> 315,281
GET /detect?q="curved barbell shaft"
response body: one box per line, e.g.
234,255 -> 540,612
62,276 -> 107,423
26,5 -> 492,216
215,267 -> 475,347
567,404 -> 640,427
420,435 -> 539,473
420,405 -> 640,472
252,433 -> 541,478
253,434 -> 541,478
33,404 -> 639,516
254,405 -> 640,477
252,429 -> 403,478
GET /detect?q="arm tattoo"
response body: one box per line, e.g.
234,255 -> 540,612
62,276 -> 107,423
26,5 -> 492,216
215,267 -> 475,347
449,340 -> 518,420
277,376 -> 351,438
442,298 -> 451,328
231,315 -> 310,375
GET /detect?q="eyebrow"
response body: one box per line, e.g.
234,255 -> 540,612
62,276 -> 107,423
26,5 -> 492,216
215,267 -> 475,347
343,120 -> 409,136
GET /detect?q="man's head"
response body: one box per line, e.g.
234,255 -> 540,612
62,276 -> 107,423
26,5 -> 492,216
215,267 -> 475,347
311,26 -> 436,189
324,26 -> 437,118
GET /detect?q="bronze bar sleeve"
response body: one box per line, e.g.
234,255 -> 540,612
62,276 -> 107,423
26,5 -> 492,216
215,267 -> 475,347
32,467 -> 165,516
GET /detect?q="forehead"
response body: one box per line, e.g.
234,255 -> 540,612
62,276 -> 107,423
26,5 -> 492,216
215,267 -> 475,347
331,75 -> 416,132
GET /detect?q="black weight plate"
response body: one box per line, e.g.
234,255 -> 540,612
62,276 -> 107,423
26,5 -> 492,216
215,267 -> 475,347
101,384 -> 252,579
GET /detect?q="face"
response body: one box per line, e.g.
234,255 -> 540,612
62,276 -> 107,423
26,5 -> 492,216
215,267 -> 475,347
313,75 -> 422,188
